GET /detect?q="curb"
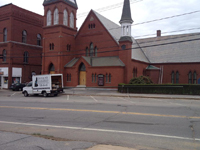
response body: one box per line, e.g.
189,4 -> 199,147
62,93 -> 200,101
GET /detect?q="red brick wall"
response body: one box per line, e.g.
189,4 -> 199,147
64,58 -> 125,87
42,1 -> 77,75
75,11 -> 119,58
152,63 -> 200,84
0,4 -> 43,87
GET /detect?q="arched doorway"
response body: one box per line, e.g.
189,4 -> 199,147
49,63 -> 55,74
79,63 -> 86,85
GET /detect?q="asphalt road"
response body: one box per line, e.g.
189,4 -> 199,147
0,90 -> 200,150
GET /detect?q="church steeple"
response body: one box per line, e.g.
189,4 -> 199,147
119,0 -> 133,41
120,0 -> 133,24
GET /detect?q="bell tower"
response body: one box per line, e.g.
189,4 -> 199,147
119,0 -> 134,83
42,0 -> 78,75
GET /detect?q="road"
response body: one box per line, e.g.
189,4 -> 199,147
0,90 -> 200,150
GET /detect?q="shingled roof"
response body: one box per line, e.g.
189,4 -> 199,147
64,56 -> 125,68
135,33 -> 200,63
93,10 -> 121,44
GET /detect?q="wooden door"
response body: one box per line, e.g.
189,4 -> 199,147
79,71 -> 86,85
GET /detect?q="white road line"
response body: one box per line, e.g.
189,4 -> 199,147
67,95 -> 69,101
90,96 -> 98,102
118,97 -> 135,104
0,120 -> 199,141
10,93 -> 16,97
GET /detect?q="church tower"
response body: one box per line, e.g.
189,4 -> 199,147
119,0 -> 133,41
119,0 -> 133,83
42,0 -> 78,74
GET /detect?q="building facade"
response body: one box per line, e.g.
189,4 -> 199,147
1,0 -> 200,89
0,4 -> 43,89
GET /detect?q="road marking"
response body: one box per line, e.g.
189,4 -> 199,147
90,96 -> 98,102
67,95 -> 69,101
0,120 -> 199,141
0,106 -> 200,119
118,97 -> 135,104
10,93 -> 16,97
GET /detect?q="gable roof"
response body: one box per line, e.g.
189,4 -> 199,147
92,10 -> 122,44
136,33 -> 200,63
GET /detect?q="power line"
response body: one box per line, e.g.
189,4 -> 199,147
6,35 -> 200,59
5,29 -> 200,57
77,0 -> 142,18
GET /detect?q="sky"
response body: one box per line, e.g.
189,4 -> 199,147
0,0 -> 200,39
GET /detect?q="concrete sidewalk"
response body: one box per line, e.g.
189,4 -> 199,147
63,88 -> 200,100
0,131 -> 137,150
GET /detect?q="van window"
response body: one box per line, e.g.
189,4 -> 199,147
27,82 -> 32,87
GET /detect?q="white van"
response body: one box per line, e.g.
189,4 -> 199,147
22,74 -> 63,97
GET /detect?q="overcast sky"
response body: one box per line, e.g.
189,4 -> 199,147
0,0 -> 200,38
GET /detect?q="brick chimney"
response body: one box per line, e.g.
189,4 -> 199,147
157,30 -> 161,37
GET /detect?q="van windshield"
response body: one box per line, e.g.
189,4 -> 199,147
26,82 -> 32,87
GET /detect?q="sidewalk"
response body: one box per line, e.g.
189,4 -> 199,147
63,88 -> 200,100
0,131 -> 137,150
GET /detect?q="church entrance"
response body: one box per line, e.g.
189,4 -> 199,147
49,63 -> 55,74
79,63 -> 86,85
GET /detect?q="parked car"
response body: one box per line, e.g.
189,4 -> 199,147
10,83 -> 26,91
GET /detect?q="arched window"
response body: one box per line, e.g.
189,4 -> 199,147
3,28 -> 7,42
176,71 -> 179,84
93,24 -> 95,28
88,24 -> 91,29
106,73 -> 108,83
63,9 -> 68,26
24,51 -> 28,63
47,10 -> 52,26
49,43 -> 52,50
37,34 -> 42,46
22,30 -> 27,43
95,74 -> 97,83
188,71 -> 192,84
171,71 -> 174,84
54,8 -> 59,25
94,46 -> 97,57
193,71 -> 197,84
70,12 -> 74,28
123,26 -> 126,36
92,73 -> 94,82
2,50 -> 6,62
86,47 -> 89,56
52,43 -> 54,50
69,74 -> 71,81
133,68 -> 137,78
90,43 -> 94,56
109,74 -> 111,83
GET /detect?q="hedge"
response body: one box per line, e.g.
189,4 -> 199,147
118,84 -> 200,95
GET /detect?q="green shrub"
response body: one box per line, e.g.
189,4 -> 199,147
129,76 -> 153,84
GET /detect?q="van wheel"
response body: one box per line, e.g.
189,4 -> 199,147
43,91 -> 47,97
24,91 -> 29,97
19,88 -> 22,91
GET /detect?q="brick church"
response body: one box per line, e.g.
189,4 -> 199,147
1,0 -> 200,89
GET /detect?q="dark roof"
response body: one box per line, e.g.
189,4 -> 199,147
120,0 -> 133,24
119,36 -> 133,42
64,56 -> 125,67
146,65 -> 160,70
43,0 -> 78,8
